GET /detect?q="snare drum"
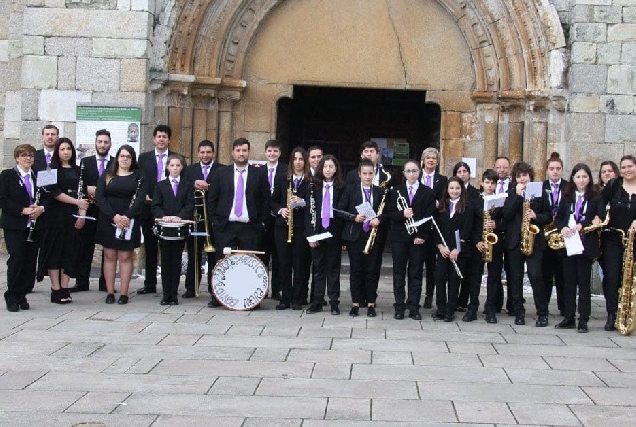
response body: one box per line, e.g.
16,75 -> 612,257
211,254 -> 269,310
153,221 -> 193,241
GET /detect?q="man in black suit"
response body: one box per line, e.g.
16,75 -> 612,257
260,139 -> 287,300
308,146 -> 323,177
493,156 -> 512,313
33,124 -> 58,173
419,147 -> 448,309
182,139 -> 225,298
70,129 -> 114,293
136,125 -> 177,295
207,137 -> 269,257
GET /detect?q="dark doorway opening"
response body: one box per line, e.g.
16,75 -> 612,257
276,85 -> 441,176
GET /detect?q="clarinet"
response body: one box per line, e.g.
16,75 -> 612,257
26,188 -> 41,243
76,163 -> 85,216
116,175 -> 143,240
309,181 -> 316,233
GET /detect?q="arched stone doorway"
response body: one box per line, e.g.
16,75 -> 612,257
150,0 -> 566,178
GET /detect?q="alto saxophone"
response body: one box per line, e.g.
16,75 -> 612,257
286,178 -> 293,243
547,206 -> 611,250
482,209 -> 498,262
615,227 -> 636,335
363,169 -> 391,254
520,199 -> 540,256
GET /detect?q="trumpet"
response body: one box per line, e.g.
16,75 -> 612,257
287,178 -> 294,243
396,190 -> 417,235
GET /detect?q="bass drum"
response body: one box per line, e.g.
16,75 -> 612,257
211,254 -> 269,310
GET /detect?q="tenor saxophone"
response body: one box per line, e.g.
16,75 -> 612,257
286,178 -> 293,243
363,169 -> 391,254
482,209 -> 498,262
520,199 -> 540,256
615,228 -> 636,335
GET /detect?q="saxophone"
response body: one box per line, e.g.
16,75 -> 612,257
363,169 -> 391,254
615,228 -> 636,335
482,209 -> 498,262
547,207 -> 611,250
520,199 -> 540,256
286,178 -> 293,243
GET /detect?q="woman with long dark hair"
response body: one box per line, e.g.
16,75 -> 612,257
96,144 -> 148,304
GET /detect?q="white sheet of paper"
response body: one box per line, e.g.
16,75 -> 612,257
73,214 -> 96,221
411,216 -> 432,228
483,193 -> 507,210
455,230 -> 461,253
307,232 -> 333,243
462,157 -> 477,178
37,169 -> 57,187
114,218 -> 134,241
524,182 -> 543,200
355,202 -> 377,220
565,233 -> 584,256
291,199 -> 306,208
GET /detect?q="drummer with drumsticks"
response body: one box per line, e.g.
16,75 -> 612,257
151,153 -> 194,305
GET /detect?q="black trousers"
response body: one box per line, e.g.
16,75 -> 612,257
214,222 -> 262,253
467,249 -> 485,312
527,248 -> 550,316
310,236 -> 341,304
424,238 -> 437,298
391,240 -> 425,312
434,254 -> 466,317
185,234 -> 216,294
543,247 -> 565,312
75,214 -> 105,287
274,226 -> 311,305
369,225 -> 388,294
506,248 -> 526,316
485,244 -> 505,313
141,217 -> 159,289
262,222 -> 281,295
347,234 -> 380,305
563,255 -> 592,321
4,228 -> 38,304
601,233 -> 623,315
159,239 -> 185,301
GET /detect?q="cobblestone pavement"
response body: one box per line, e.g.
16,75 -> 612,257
0,252 -> 635,426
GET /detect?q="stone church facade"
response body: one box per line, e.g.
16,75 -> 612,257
1,0 -> 634,178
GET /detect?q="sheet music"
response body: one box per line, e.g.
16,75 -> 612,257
355,202 -> 377,220
565,213 -> 584,256
307,232 -> 333,243
114,218 -> 134,241
37,169 -> 57,187
291,199 -> 306,208
524,182 -> 543,200
483,193 -> 507,210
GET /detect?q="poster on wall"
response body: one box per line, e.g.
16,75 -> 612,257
75,105 -> 141,160
372,138 -> 409,166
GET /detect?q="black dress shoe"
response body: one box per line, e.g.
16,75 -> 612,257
160,298 -> 172,306
431,312 -> 445,320
605,315 -> 617,331
270,292 -> 282,301
349,306 -> 359,317
182,290 -> 195,298
577,321 -> 589,333
536,315 -> 549,327
172,298 -> 179,305
555,317 -> 575,329
443,315 -> 455,322
18,298 -> 29,310
137,288 -> 156,295
292,304 -> 302,310
275,303 -> 290,310
394,311 -> 405,320
306,302 -> 323,314
208,298 -> 221,308
409,310 -> 422,320
117,295 -> 129,305
514,315 -> 525,325
456,306 -> 467,313
485,313 -> 498,324
105,294 -> 115,304
423,296 -> 433,309
6,302 -> 19,312
330,303 -> 340,315
462,309 -> 477,322
321,299 -> 328,306
367,306 -> 376,317
69,285 -> 89,293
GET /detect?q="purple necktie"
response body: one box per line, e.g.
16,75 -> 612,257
551,183 -> 559,215
203,165 -> 209,180
450,201 -> 455,216
45,153 -> 51,166
22,174 -> 33,204
408,186 -> 414,204
575,195 -> 583,222
268,168 -> 274,189
156,154 -> 166,182
322,184 -> 331,229
426,175 -> 432,189
172,179 -> 178,196
294,178 -> 300,190
363,188 -> 371,232
234,169 -> 245,217
498,180 -> 505,193
98,158 -> 106,176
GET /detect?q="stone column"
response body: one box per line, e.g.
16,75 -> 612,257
479,104 -> 499,169
217,90 -> 242,164
526,101 -> 549,179
505,106 -> 525,165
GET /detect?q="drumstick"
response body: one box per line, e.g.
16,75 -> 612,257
222,247 -> 266,256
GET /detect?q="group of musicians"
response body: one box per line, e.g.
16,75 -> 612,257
2,124 -> 635,335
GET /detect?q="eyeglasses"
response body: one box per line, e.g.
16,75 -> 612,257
118,154 -> 132,159
19,154 -> 35,158
403,169 -> 419,174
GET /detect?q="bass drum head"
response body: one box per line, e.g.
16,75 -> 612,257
211,254 -> 269,310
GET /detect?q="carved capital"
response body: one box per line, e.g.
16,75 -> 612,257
218,90 -> 242,111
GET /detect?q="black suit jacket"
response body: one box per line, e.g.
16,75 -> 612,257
304,182 -> 344,238
543,179 -> 569,217
0,167 -> 46,231
502,186 -> 552,250
420,172 -> 448,201
80,155 -> 115,217
270,173 -> 310,229
433,201 -> 474,258
33,149 -> 53,173
338,183 -> 382,242
207,164 -> 270,230
151,178 -> 195,220
138,150 -> 178,219
261,163 -> 288,226
555,195 -> 604,259
385,183 -> 435,242
183,161 -> 225,185
471,193 -> 505,245
345,165 -> 392,188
